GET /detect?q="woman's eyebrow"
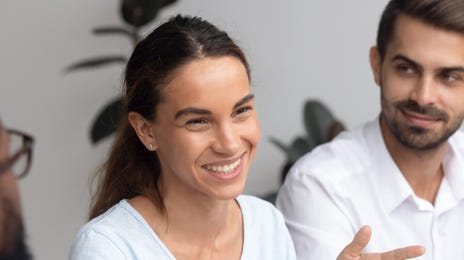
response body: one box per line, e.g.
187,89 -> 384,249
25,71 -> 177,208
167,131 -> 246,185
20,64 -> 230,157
174,93 -> 255,120
175,108 -> 211,120
233,94 -> 254,110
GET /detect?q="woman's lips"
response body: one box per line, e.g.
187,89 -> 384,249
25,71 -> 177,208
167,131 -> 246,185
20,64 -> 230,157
202,153 -> 246,180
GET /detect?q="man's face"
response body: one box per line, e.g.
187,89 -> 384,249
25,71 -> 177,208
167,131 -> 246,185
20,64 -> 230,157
0,124 -> 30,259
370,14 -> 464,150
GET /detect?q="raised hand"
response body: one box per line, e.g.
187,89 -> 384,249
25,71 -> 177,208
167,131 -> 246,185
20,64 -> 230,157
337,226 -> 425,260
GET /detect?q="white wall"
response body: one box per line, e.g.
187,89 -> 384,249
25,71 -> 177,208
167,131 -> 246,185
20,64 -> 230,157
0,1 -> 388,259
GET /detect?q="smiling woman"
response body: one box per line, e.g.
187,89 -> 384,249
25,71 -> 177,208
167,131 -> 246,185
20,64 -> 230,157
69,15 -> 295,259
143,57 -> 259,202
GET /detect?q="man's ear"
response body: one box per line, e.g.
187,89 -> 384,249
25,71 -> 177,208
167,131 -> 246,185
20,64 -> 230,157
128,112 -> 157,151
369,46 -> 382,86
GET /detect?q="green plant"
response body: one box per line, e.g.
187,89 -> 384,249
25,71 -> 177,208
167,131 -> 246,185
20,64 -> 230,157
269,99 -> 345,183
65,0 -> 178,144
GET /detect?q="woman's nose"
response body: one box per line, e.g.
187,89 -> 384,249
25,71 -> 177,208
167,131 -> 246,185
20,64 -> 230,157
211,123 -> 241,155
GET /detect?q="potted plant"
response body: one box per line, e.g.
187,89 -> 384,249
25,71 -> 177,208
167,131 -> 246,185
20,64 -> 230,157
263,99 -> 345,203
66,0 -> 178,144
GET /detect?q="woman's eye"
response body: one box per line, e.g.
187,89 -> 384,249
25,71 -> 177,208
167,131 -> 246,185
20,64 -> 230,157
235,106 -> 252,115
232,106 -> 253,121
185,118 -> 210,131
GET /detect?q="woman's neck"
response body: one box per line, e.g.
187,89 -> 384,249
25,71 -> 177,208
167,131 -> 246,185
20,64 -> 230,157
129,187 -> 243,259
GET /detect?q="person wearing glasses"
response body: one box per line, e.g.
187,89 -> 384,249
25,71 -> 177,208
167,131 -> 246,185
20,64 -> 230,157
0,119 -> 33,259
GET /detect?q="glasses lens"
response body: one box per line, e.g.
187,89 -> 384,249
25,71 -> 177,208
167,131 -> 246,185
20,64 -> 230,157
9,133 -> 27,177
11,152 -> 27,178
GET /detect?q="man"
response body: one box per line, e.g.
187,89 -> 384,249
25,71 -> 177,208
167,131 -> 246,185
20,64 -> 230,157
0,119 -> 33,259
277,0 -> 464,259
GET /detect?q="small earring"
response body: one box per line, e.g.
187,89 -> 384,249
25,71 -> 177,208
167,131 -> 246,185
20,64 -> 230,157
148,144 -> 154,151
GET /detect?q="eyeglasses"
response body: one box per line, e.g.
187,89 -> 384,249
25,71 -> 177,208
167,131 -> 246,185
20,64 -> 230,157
0,129 -> 34,179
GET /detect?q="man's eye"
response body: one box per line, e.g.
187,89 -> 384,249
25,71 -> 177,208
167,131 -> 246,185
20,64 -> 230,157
397,64 -> 415,74
440,73 -> 462,83
185,118 -> 210,131
187,118 -> 207,124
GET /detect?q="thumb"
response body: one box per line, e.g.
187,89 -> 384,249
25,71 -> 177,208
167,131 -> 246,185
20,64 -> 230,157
337,225 -> 372,259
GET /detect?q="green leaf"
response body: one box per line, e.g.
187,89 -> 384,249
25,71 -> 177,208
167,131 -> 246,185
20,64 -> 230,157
93,26 -> 136,38
90,98 -> 126,144
269,137 -> 290,156
121,0 -> 175,27
288,137 -> 313,163
161,0 -> 177,7
65,56 -> 127,73
93,26 -> 141,46
304,100 -> 336,145
269,136 -> 315,164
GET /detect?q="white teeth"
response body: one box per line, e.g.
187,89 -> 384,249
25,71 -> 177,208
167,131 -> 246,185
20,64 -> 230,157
205,158 -> 241,174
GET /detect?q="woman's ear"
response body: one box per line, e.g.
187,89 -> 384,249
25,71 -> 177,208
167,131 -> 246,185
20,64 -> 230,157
369,46 -> 382,87
128,112 -> 157,151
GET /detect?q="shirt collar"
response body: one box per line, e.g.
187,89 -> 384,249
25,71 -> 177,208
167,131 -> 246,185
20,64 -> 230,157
364,117 -> 415,214
442,133 -> 464,201
365,117 -> 464,214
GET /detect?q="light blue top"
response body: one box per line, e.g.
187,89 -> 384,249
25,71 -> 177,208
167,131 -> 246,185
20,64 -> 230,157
69,195 -> 296,260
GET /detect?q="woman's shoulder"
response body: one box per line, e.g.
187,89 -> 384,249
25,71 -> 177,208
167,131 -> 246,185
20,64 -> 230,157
236,195 -> 284,224
237,194 -> 275,208
69,200 -> 174,260
69,200 -> 133,259
76,200 -> 135,236
237,195 -> 296,259
70,200 -> 141,249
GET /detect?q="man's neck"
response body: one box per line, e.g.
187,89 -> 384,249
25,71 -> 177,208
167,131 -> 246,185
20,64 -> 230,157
380,118 -> 448,204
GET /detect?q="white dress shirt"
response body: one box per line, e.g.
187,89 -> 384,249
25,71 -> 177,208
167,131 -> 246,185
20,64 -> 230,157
276,118 -> 464,260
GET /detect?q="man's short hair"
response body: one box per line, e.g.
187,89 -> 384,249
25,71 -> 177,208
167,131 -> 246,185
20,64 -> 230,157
377,0 -> 464,60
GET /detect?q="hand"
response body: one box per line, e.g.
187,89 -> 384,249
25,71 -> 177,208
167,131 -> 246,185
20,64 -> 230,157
337,226 -> 425,260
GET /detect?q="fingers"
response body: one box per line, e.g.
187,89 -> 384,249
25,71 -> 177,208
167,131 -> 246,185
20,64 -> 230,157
337,225 -> 372,259
351,225 -> 372,253
381,245 -> 425,260
337,226 -> 425,260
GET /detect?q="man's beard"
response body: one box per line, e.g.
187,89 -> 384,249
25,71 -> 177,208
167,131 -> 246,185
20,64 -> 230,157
381,93 -> 464,150
0,197 -> 31,260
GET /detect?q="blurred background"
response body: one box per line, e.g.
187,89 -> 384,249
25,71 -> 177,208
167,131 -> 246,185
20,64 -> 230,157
0,0 -> 387,259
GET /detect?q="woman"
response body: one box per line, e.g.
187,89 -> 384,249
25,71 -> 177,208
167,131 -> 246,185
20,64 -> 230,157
69,15 -> 295,259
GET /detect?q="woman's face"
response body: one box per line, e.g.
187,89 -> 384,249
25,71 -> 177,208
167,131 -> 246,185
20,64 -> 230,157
152,56 -> 260,200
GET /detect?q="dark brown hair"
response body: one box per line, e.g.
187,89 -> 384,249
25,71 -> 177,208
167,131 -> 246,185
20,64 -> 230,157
89,15 -> 250,219
377,0 -> 464,60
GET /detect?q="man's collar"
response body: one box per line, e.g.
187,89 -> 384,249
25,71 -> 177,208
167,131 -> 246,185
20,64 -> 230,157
366,118 -> 464,214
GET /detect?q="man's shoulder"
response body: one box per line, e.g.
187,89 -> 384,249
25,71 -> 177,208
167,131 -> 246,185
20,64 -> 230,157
451,130 -> 464,149
297,127 -> 368,168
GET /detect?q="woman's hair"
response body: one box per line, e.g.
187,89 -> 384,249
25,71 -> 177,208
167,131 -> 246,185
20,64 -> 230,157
377,0 -> 464,60
89,15 -> 250,219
